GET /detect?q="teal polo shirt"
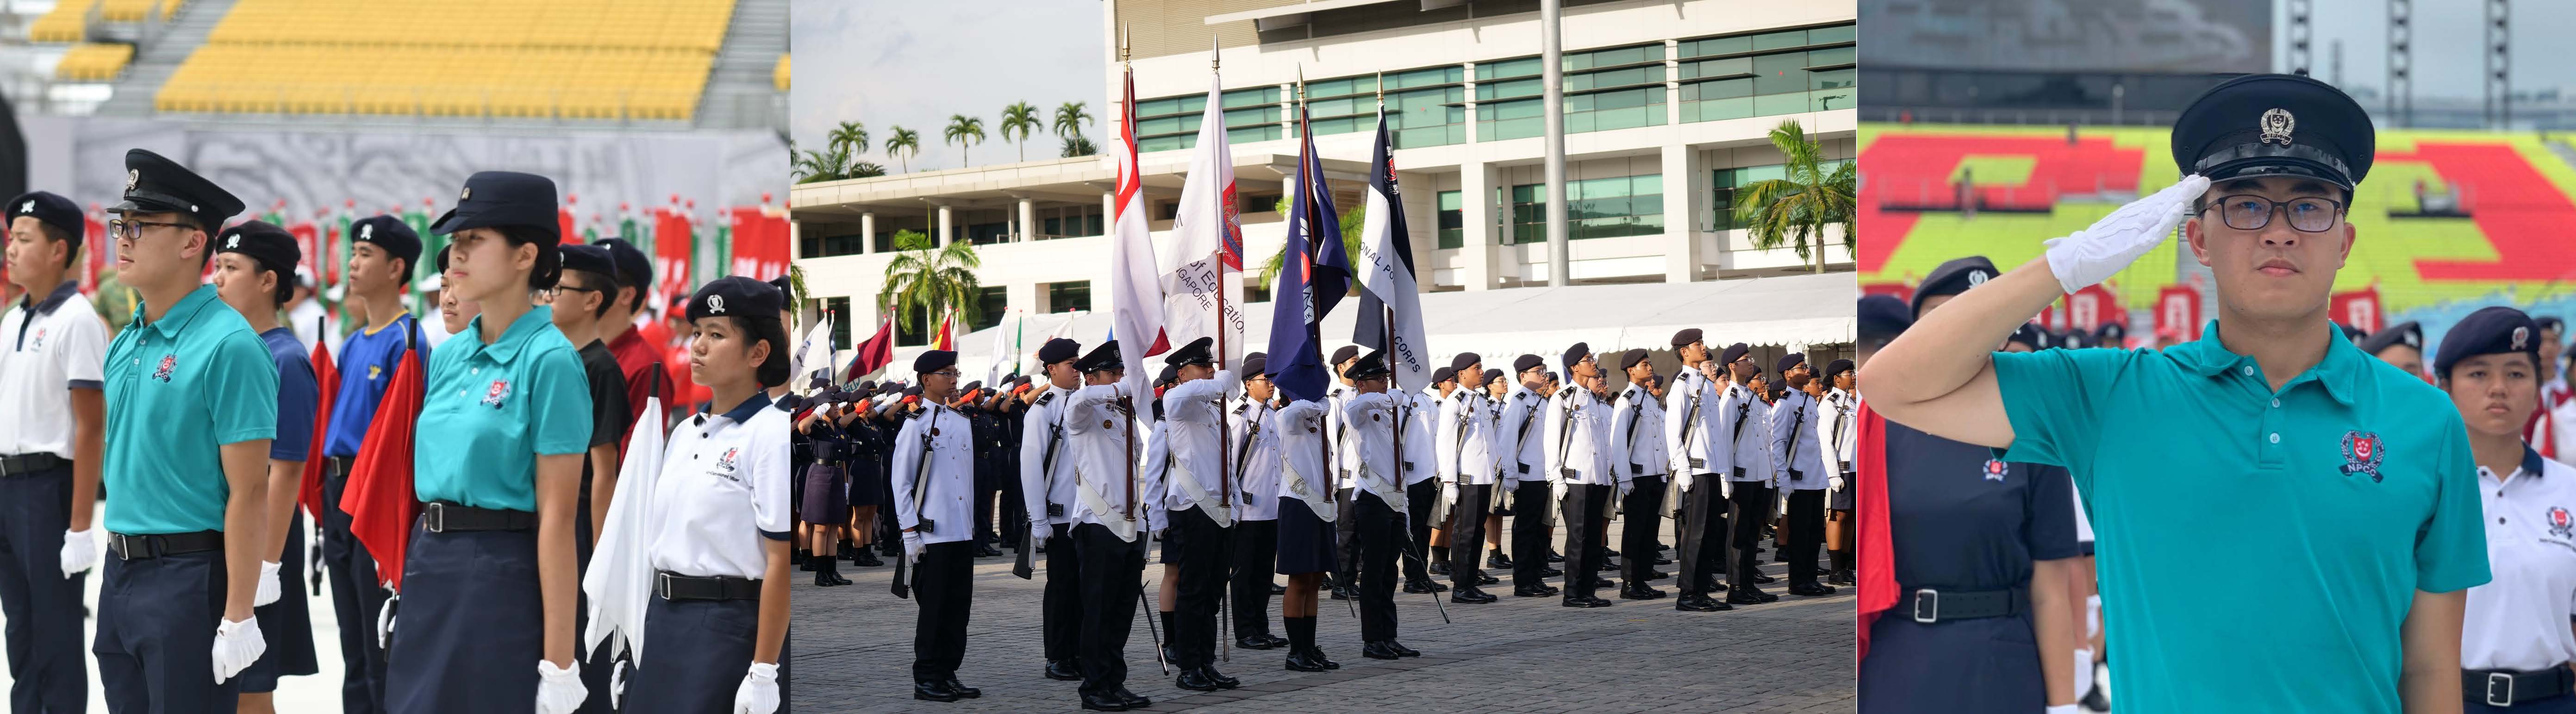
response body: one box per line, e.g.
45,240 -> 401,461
102,285 -> 278,535
412,305 -> 591,512
1994,320 -> 2488,714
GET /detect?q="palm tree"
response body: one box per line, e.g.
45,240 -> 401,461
885,126 -> 920,173
828,121 -> 869,158
879,229 -> 985,338
998,102 -> 1040,163
1054,100 -> 1093,140
1060,135 -> 1098,158
793,148 -> 850,184
847,161 -> 887,179
943,114 -> 985,168
1731,119 -> 1855,273
1258,197 -> 1368,292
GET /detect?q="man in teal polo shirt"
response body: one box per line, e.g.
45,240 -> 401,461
95,148 -> 274,713
1861,74 -> 2490,713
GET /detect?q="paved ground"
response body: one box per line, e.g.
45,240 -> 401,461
790,515 -> 1855,714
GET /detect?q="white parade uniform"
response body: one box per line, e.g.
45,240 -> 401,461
1062,383 -> 1160,541
646,395 -> 794,579
891,402 -> 976,544
2464,450 -> 2576,672
1019,383 -> 1080,532
1230,399 -> 1281,522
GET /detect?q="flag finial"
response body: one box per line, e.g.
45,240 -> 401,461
1374,71 -> 1384,103
1211,34 -> 1221,70
1119,24 -> 1130,65
1296,66 -> 1305,103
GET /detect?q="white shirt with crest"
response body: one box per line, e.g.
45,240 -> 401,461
647,394 -> 792,579
2466,450 -> 2576,671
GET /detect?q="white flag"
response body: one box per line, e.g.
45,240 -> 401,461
1354,102 -> 1431,391
798,314 -> 834,388
1107,66 -> 1166,397
1163,71 -> 1247,369
583,396 -> 666,665
987,307 -> 1022,385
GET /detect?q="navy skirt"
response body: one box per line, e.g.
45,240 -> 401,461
800,463 -> 847,525
385,523 -> 543,713
1275,498 -> 1339,575
624,595 -> 760,714
1859,611 -> 2043,714
238,510 -> 321,692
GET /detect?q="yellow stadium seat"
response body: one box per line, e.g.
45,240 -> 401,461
773,54 -> 788,92
55,42 -> 133,81
30,0 -> 96,43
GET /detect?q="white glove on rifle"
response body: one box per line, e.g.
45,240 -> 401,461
2043,175 -> 2210,294
734,662 -> 781,714
1674,471 -> 1695,494
1829,476 -> 1848,491
902,530 -> 925,565
610,660 -> 628,708
211,615 -> 265,683
535,659 -> 588,714
254,561 -> 282,607
58,529 -> 96,579
1029,521 -> 1049,548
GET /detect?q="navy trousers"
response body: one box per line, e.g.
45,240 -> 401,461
624,595 -> 760,714
95,547 -> 235,714
0,466 -> 86,713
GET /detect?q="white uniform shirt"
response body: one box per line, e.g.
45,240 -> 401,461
1438,388 -> 1500,486
1326,386 -> 1355,490
1769,389 -> 1827,490
1338,391 -> 1426,505
1720,382 -> 1770,483
1062,383 -> 1160,533
1824,388 -> 1859,475
1230,399 -> 1281,521
1272,400 -> 1335,512
1664,369 -> 1725,477
1498,383 -> 1546,484
891,402 -> 976,544
1611,384 -> 1667,479
287,298 -> 326,351
1018,383 -> 1080,527
1545,387 -> 1617,487
2549,389 -> 2576,467
2465,450 -> 2576,671
1159,371 -> 1241,517
646,394 -> 792,579
0,282 -> 106,458
1141,418 -> 1173,532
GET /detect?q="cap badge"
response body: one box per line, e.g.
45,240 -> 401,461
2404,331 -> 2420,348
460,187 -> 472,201
18,200 -> 31,214
2516,326 -> 2532,350
225,234 -> 239,249
2260,108 -> 2295,145
125,169 -> 138,193
1966,270 -> 1989,287
707,294 -> 726,314
359,223 -> 373,240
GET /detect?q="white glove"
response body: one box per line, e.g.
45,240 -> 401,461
1718,477 -> 1735,499
1030,521 -> 1050,548
1829,476 -> 1848,491
1442,481 -> 1458,505
2072,648 -> 2096,703
1616,479 -> 1634,498
211,615 -> 265,683
58,529 -> 96,579
734,662 -> 780,714
610,661 -> 628,708
2043,175 -> 2209,294
535,659 -> 588,714
254,561 -> 282,606
1674,472 -> 1695,494
902,530 -> 925,565
376,596 -> 397,649
2045,705 -> 2080,714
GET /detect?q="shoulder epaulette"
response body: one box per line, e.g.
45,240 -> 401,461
1034,391 -> 1055,406
904,409 -> 923,420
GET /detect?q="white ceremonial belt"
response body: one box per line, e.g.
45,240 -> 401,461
1279,461 -> 1336,522
1167,462 -> 1233,528
1074,468 -> 1139,543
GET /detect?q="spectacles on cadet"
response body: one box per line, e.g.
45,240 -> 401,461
929,369 -> 963,378
108,219 -> 193,240
547,284 -> 605,296
2200,194 -> 2346,233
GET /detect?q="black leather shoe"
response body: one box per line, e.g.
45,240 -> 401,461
1114,689 -> 1151,708
1489,552 -> 1514,569
1598,559 -> 1620,572
1272,583 -> 1288,595
798,559 -> 816,571
1388,640 -> 1421,657
1512,584 -> 1555,597
1477,571 -> 1500,585
1790,582 -> 1839,596
1203,666 -> 1241,688
945,679 -> 980,698
814,570 -> 839,587
1560,595 -> 1610,608
1428,561 -> 1451,576
1540,567 -> 1564,578
1306,646 -> 1341,669
1162,645 -> 1178,664
1239,633 -> 1280,650
1285,647 -> 1328,672
1451,585 -> 1498,603
830,570 -> 855,586
1362,640 -> 1403,659
974,543 -> 1004,558
1175,667 -> 1220,691
853,551 -> 884,567
1547,550 -> 1565,563
1749,572 -> 1777,584
1726,589 -> 1769,606
1403,580 -> 1435,594
1045,659 -> 1083,680
1647,570 -> 1671,580
1079,692 -> 1129,711
1676,594 -> 1730,612
1329,585 -> 1354,600
914,680 -> 961,702
1258,633 -> 1289,648
1620,584 -> 1667,600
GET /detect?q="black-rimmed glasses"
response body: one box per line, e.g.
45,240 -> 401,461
108,219 -> 192,241
2202,194 -> 2345,232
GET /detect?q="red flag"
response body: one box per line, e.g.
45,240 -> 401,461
845,311 -> 896,381
933,311 -> 955,351
2330,285 -> 2384,335
1854,397 -> 1892,662
342,329 -> 425,591
297,321 -> 338,520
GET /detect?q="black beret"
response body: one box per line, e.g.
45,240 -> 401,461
1619,348 -> 1651,370
558,244 -> 616,282
597,238 -> 654,298
214,220 -> 301,286
349,215 -> 422,274
1431,367 -> 1456,384
1720,343 -> 1751,366
1166,336 -> 1215,368
2358,321 -> 2425,356
1076,340 -> 1123,373
2008,323 -> 2046,351
1912,256 -> 1999,317
1562,342 -> 1591,370
432,244 -> 450,274
1242,352 -> 1268,376
1331,344 -> 1360,365
6,191 -> 81,249
2095,321 -> 2128,347
1347,350 -> 1391,380
963,381 -> 983,393
430,171 -> 560,242
2541,317 -> 2567,335
2172,73 -> 2374,191
1037,338 -> 1081,364
2337,322 -> 2367,342
767,275 -> 792,299
109,149 -> 244,232
1671,328 -> 1703,348
913,350 -> 958,374
1825,359 -> 1854,376
1482,369 -> 1502,383
1155,363 -> 1179,387
686,276 -> 784,323
809,375 -> 832,389
1513,354 -> 1544,373
2434,307 -> 2543,379
1647,375 -> 1663,388
904,386 -> 923,397
2056,330 -> 2091,350
1775,352 -> 1805,373
1859,295 -> 1911,344
1450,352 -> 1482,371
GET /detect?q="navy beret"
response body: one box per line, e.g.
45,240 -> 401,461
1331,344 -> 1359,365
2357,321 -> 2424,356
214,220 -> 301,288
1912,256 -> 1998,317
349,215 -> 421,274
914,350 -> 958,374
2541,316 -> 2566,335
1619,348 -> 1650,370
1482,369 -> 1502,383
597,238 -> 653,299
1563,342 -> 1590,370
1431,366 -> 1456,384
1825,359 -> 1854,376
2434,307 -> 2542,379
1859,295 -> 1911,344
1671,328 -> 1703,348
1775,352 -> 1805,374
2008,323 -> 2046,350
6,191 -> 81,250
1720,343 -> 1751,367
1451,352 -> 1482,371
686,276 -> 783,323
1037,338 -> 1081,364
1241,352 -> 1268,376
557,244 -> 616,282
1513,354 -> 1544,373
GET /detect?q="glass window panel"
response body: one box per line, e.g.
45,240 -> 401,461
1809,24 -> 1855,44
1476,56 -> 1541,81
1753,53 -> 1807,95
1753,92 -> 1808,116
1222,87 -> 1278,109
1684,35 -> 1750,58
1046,281 -> 1091,313
1808,46 -> 1855,68
1751,29 -> 1807,50
1810,88 -> 1857,112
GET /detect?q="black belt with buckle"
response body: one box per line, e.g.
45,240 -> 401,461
108,530 -> 224,561
324,457 -> 356,481
0,453 -> 65,477
1905,585 -> 2027,624
2468,666 -> 2576,707
655,571 -> 762,601
421,501 -> 537,533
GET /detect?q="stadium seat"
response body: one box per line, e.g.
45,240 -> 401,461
29,0 -> 96,43
55,42 -> 133,81
774,54 -> 788,92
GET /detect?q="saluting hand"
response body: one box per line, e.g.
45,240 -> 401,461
2042,174 -> 2210,294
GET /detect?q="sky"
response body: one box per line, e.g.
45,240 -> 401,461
791,0 -> 1106,175
2282,0 -> 2576,100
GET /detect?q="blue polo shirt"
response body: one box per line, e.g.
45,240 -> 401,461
1994,321 -> 2489,714
261,327 -> 318,463
102,285 -> 279,535
322,313 -> 425,459
412,306 -> 590,512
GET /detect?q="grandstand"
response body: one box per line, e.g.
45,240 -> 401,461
7,0 -> 786,130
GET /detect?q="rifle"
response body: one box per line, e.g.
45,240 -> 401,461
892,406 -> 941,599
1016,397 -> 1071,580
1380,390 -> 1449,625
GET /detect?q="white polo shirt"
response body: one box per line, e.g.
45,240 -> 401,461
0,282 -> 106,459
2465,448 -> 2576,671
647,393 -> 793,580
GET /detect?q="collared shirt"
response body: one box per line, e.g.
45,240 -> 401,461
1545,387 -> 1615,486
1272,399 -> 1333,511
1337,391 -> 1423,505
1230,398 -> 1281,521
260,328 -> 318,463
1063,382 -> 1160,531
1498,383 -> 1546,482
1159,370 -> 1241,516
1769,389 -> 1826,490
2465,447 -> 2576,671
1612,384 -> 1666,479
1993,321 -> 2489,714
102,285 -> 277,534
1438,387 -> 1501,486
413,306 -> 593,512
607,327 -> 667,441
1825,387 -> 1859,472
322,313 -> 425,458
1720,382 -> 1769,482
1019,383 -> 1080,527
1664,369 -> 1724,476
647,393 -> 791,579
891,402 -> 976,545
0,281 -> 106,458
1326,385 -> 1355,489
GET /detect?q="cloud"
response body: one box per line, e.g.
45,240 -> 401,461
792,0 -> 1105,175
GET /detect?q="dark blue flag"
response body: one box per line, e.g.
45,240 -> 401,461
1266,101 -> 1352,404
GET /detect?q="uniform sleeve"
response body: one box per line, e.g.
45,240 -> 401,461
1709,389 -> 1742,477
753,419 -> 792,540
1436,397 -> 1464,480
587,359 -> 631,448
205,333 -> 281,445
1496,397 -> 1527,479
1610,395 -> 1640,479
1663,382 -> 1691,474
1989,348 -> 2137,487
2414,415 -> 2493,593
528,349 -> 596,456
60,310 -> 108,389
1542,395 -> 1568,482
1019,403 -> 1054,527
1767,396 -> 1796,484
890,418 -> 924,531
2023,464 -> 2082,562
269,354 -> 318,462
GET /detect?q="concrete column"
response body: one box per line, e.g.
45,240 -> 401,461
937,205 -> 954,245
1460,161 -> 1495,291
1463,62 -> 1478,144
1663,143 -> 1700,283
859,212 -> 876,253
1102,191 -> 1115,229
1018,198 -> 1036,242
1665,40 -> 1683,127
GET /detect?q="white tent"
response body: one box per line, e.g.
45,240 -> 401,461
839,272 -> 1856,382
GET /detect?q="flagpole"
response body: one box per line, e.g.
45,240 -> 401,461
1211,34 -> 1235,520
